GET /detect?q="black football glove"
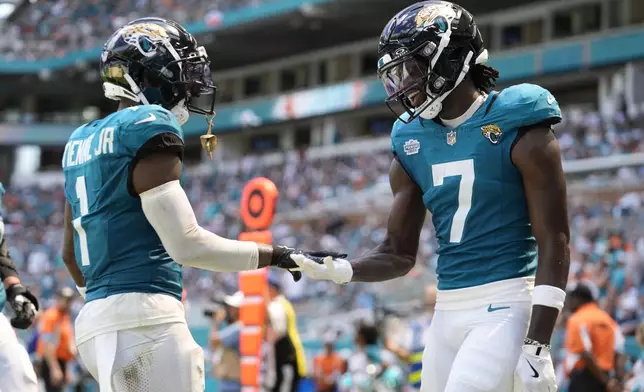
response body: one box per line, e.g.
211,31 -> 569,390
271,246 -> 348,282
6,283 -> 39,329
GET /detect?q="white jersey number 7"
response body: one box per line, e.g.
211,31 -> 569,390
431,159 -> 475,243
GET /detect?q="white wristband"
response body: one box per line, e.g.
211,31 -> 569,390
76,286 -> 86,299
531,285 -> 566,312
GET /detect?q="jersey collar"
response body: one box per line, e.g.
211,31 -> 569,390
440,92 -> 488,128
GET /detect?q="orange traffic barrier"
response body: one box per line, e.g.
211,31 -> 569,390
239,178 -> 278,392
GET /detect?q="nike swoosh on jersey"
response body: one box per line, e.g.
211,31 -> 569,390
487,304 -> 511,312
135,113 -> 157,125
526,359 -> 539,378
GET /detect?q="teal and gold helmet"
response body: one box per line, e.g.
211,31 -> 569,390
377,1 -> 488,122
100,17 -> 216,124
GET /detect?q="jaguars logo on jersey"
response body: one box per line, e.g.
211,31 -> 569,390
390,83 -> 562,290
481,124 -> 503,144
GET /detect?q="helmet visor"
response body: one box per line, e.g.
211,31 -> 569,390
378,52 -> 454,123
379,56 -> 428,99
183,59 -> 215,96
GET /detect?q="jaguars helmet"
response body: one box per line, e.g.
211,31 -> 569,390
100,17 -> 216,125
377,1 -> 488,122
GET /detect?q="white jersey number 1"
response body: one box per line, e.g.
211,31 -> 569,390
73,176 -> 91,266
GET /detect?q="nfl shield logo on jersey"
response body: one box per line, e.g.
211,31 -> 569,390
446,130 -> 457,146
404,139 -> 420,155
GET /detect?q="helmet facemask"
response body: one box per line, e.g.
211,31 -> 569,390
378,40 -> 482,123
168,45 -> 217,119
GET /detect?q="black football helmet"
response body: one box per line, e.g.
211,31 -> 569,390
377,1 -> 487,122
100,17 -> 216,125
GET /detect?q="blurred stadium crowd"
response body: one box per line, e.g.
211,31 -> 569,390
3,108 -> 643,302
0,0 -> 265,59
0,0 -> 643,390
2,106 -> 644,390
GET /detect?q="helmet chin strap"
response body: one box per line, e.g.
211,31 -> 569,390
125,73 -> 150,105
418,49 -> 488,120
102,73 -> 148,104
171,99 -> 190,125
418,97 -> 443,120
418,50 -> 474,120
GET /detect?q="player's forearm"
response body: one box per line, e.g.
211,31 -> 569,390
140,181 -> 323,273
527,233 -> 570,344
140,181 -> 260,272
61,252 -> 85,287
63,203 -> 86,287
3,275 -> 19,288
349,243 -> 415,282
534,233 -> 570,290
0,239 -> 19,282
514,125 -> 571,345
166,227 -> 260,272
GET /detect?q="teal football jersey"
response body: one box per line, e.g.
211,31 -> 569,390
0,181 -> 5,312
391,83 -> 562,290
62,105 -> 185,302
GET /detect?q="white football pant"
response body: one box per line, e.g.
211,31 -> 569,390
420,278 -> 533,392
0,313 -> 38,392
77,322 -> 204,392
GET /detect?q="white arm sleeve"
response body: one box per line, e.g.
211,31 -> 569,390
140,180 -> 259,272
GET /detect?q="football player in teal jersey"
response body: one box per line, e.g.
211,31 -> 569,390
292,2 -> 570,392
60,17 -> 342,392
0,182 -> 39,392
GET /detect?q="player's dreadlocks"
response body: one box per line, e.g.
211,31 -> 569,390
471,63 -> 500,94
